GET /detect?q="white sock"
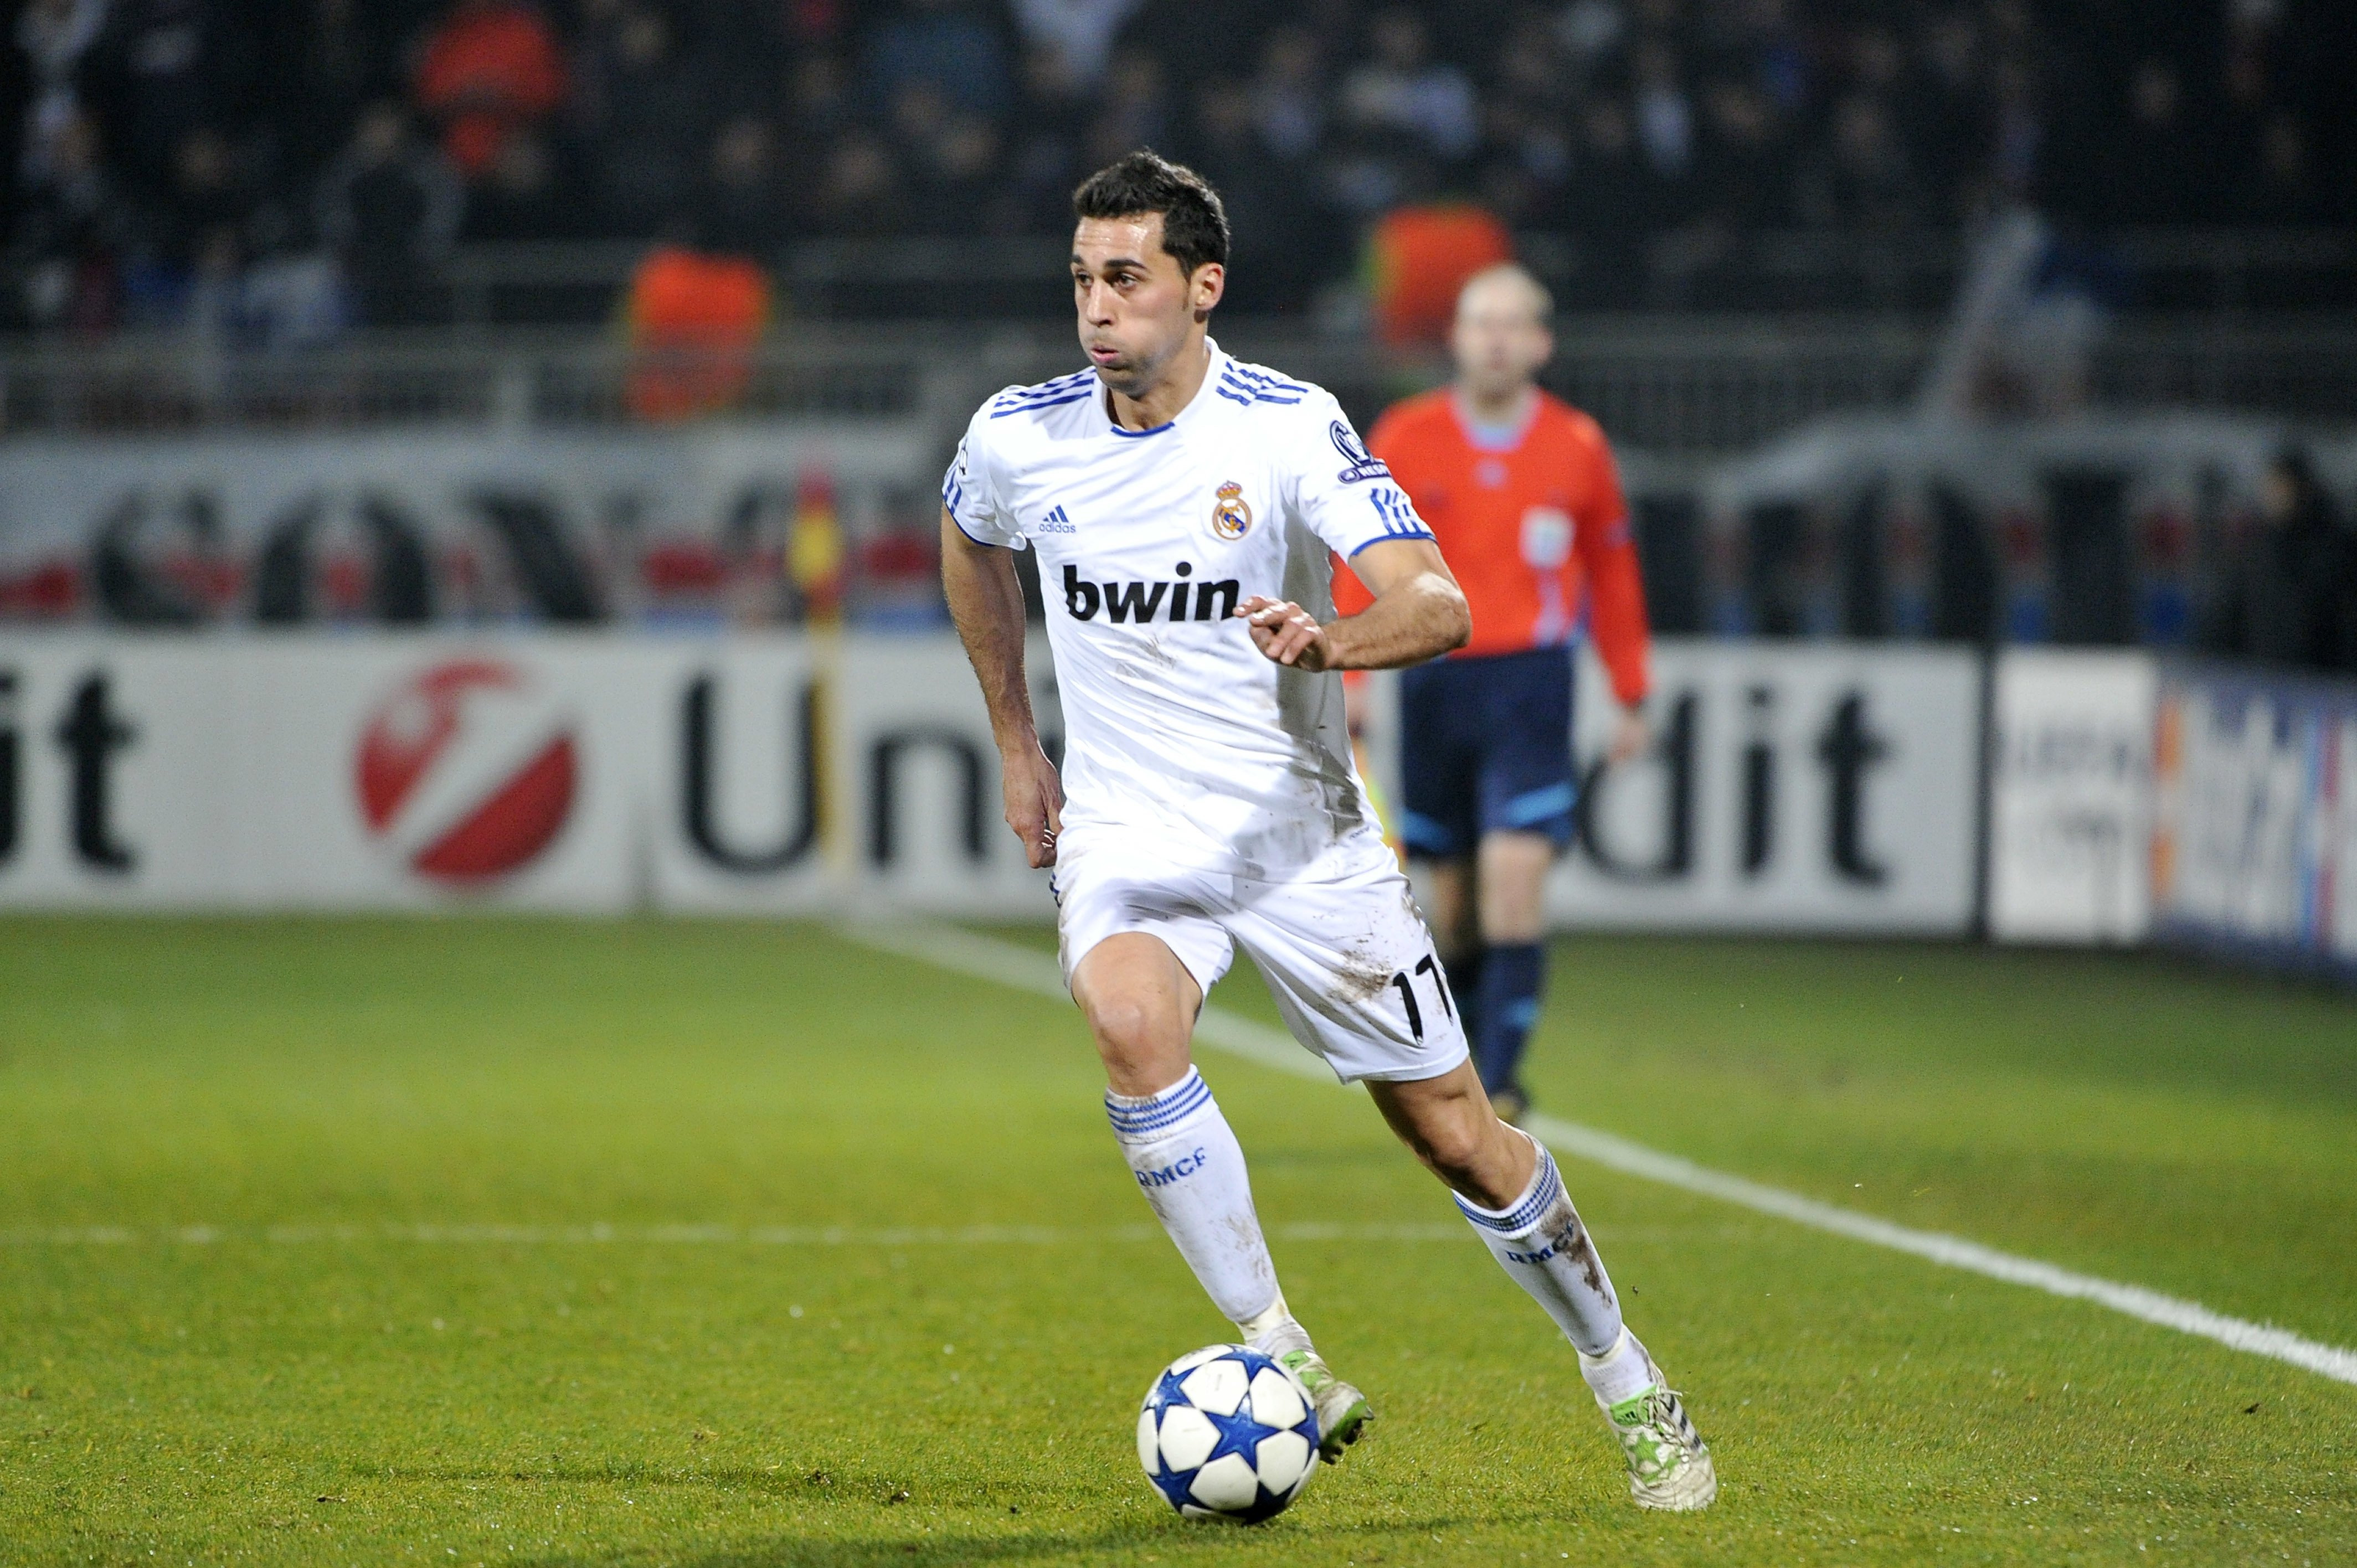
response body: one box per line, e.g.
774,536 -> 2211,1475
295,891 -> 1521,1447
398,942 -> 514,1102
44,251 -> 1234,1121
1105,1068 -> 1280,1325
1454,1136 -> 1625,1356
1235,1290 -> 1313,1358
1578,1327 -> 1658,1405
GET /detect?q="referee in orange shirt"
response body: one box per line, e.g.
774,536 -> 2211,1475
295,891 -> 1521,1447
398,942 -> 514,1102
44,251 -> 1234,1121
1342,264 -> 1653,1124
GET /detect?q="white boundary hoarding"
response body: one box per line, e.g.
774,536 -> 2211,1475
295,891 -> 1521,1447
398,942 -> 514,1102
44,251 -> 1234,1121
1547,642 -> 1984,933
1988,650 -> 2158,944
0,632 -> 1058,919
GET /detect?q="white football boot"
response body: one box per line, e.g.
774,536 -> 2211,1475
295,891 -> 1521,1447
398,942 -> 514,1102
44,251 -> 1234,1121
1597,1346 -> 1717,1510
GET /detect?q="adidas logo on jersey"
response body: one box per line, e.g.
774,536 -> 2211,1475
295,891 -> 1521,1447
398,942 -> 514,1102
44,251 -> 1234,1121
1063,563 -> 1242,625
1038,504 -> 1076,534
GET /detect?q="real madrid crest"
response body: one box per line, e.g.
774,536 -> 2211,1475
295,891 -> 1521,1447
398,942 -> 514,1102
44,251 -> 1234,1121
1210,480 -> 1253,541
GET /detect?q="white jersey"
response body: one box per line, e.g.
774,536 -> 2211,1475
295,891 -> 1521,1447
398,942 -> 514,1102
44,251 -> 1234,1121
945,339 -> 1435,875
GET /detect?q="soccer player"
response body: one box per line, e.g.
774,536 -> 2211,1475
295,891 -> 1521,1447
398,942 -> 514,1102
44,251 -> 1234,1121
940,151 -> 1714,1511
1348,264 -> 1653,1125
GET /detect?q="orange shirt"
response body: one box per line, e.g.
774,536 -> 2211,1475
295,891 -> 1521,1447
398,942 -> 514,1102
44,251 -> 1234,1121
1342,388 -> 1650,705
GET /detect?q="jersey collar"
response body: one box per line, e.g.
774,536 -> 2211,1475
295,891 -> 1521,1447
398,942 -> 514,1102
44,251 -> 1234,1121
1450,387 -> 1540,452
1101,338 -> 1226,439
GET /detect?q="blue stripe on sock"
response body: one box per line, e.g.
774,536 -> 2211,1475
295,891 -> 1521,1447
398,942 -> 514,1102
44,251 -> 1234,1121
1104,1070 -> 1212,1137
1454,1149 -> 1562,1235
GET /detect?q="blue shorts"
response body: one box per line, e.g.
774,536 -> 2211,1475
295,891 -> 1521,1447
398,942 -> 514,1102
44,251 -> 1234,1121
1396,647 -> 1577,859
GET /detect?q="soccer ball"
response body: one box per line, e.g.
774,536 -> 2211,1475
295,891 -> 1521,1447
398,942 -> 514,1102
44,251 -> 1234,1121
1136,1344 -> 1320,1522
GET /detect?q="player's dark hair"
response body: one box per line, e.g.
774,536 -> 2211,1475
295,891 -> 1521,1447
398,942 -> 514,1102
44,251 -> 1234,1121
1072,150 -> 1230,278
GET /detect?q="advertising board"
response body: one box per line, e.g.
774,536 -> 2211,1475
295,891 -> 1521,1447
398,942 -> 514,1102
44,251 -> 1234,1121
1987,649 -> 2157,943
2152,665 -> 2357,978
0,632 -> 1056,918
1546,641 -> 1984,933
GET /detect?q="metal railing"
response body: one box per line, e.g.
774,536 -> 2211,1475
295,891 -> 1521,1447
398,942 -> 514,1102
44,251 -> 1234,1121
3,313 -> 2353,455
419,226 -> 2357,322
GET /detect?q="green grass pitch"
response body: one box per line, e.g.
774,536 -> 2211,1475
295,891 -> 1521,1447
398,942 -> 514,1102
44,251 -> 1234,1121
1,917 -> 2352,1566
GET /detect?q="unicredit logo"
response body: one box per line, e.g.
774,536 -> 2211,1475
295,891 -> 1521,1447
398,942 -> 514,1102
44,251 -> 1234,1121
354,659 -> 577,883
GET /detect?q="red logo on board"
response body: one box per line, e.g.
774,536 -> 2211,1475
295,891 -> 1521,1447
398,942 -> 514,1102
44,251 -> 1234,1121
354,659 -> 577,883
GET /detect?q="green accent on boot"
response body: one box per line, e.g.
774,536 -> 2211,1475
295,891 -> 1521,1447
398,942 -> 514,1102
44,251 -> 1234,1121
1278,1348 -> 1372,1462
1607,1388 -> 1687,1484
1603,1381 -> 1716,1510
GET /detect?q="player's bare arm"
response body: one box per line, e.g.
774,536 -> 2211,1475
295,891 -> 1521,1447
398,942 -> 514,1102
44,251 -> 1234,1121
941,505 -> 1063,868
1238,538 -> 1470,672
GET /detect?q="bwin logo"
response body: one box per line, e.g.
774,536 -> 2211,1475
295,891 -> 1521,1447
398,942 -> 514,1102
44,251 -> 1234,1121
1064,563 -> 1241,625
1135,1147 -> 1211,1188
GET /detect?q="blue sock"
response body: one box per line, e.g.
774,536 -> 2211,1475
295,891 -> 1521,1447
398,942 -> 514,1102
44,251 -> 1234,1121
1474,942 -> 1544,1093
1445,947 -> 1485,1066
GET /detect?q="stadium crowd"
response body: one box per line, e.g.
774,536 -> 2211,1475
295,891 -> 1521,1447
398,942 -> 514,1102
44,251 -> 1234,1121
3,0 -> 2350,333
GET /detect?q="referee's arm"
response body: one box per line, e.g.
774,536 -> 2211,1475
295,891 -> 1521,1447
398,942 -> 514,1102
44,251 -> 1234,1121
1575,500 -> 1653,761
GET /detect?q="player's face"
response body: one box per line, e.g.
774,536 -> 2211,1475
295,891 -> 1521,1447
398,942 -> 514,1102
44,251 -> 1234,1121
1072,214 -> 1223,396
1450,283 -> 1553,401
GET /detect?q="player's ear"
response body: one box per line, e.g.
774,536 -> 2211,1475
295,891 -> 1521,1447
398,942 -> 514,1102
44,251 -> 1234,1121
1190,262 -> 1225,317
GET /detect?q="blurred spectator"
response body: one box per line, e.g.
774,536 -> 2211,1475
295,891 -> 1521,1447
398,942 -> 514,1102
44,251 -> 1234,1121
696,117 -> 790,257
1565,94 -> 1661,274
1901,6 -> 1991,221
6,0 -> 2357,337
413,0 -> 567,180
1631,38 -> 1694,181
863,0 -> 1012,124
118,123 -> 252,324
892,82 -> 1009,234
1001,44 -> 1091,231
1800,92 -> 1917,229
578,5 -> 704,234
1694,76 -> 1790,229
1332,8 -> 1475,212
1365,202 -> 1511,346
10,106 -> 134,331
316,101 -> 463,325
461,127 -> 578,240
238,241 -> 348,349
623,244 -> 770,422
279,0 -> 402,170
1250,25 -> 1326,162
1079,48 -> 1170,173
809,132 -> 909,236
1474,14 -> 1574,228
1343,9 -> 1476,162
85,0 -> 257,195
1190,78 -> 1329,312
2113,56 -> 2200,225
2199,447 -> 2357,673
13,0 -> 111,195
1010,0 -> 1146,90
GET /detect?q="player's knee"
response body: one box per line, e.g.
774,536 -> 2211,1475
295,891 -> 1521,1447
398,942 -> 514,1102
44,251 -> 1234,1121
1083,994 -> 1182,1072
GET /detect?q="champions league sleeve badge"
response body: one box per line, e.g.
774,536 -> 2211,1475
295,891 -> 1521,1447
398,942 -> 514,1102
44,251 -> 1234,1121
1211,481 -> 1254,540
1330,421 -> 1392,483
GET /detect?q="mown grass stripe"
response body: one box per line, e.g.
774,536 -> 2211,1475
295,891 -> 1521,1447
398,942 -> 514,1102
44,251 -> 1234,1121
0,1221 -> 1471,1246
848,919 -> 2357,1388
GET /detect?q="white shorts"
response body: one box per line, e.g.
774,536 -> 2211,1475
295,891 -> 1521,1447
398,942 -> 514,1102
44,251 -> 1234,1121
1052,827 -> 1470,1084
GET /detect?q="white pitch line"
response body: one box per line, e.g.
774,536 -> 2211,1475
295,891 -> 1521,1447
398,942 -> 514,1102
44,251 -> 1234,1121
0,1221 -> 1469,1247
847,920 -> 2357,1389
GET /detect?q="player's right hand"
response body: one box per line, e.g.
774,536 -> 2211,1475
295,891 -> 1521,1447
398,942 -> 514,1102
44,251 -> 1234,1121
1001,740 -> 1065,868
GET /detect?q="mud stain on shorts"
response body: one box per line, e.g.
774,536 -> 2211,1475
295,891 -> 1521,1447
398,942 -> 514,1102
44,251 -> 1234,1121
1332,942 -> 1393,1004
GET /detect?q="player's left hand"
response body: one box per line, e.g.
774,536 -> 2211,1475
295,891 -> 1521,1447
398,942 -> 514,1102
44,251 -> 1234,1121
1238,596 -> 1333,670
